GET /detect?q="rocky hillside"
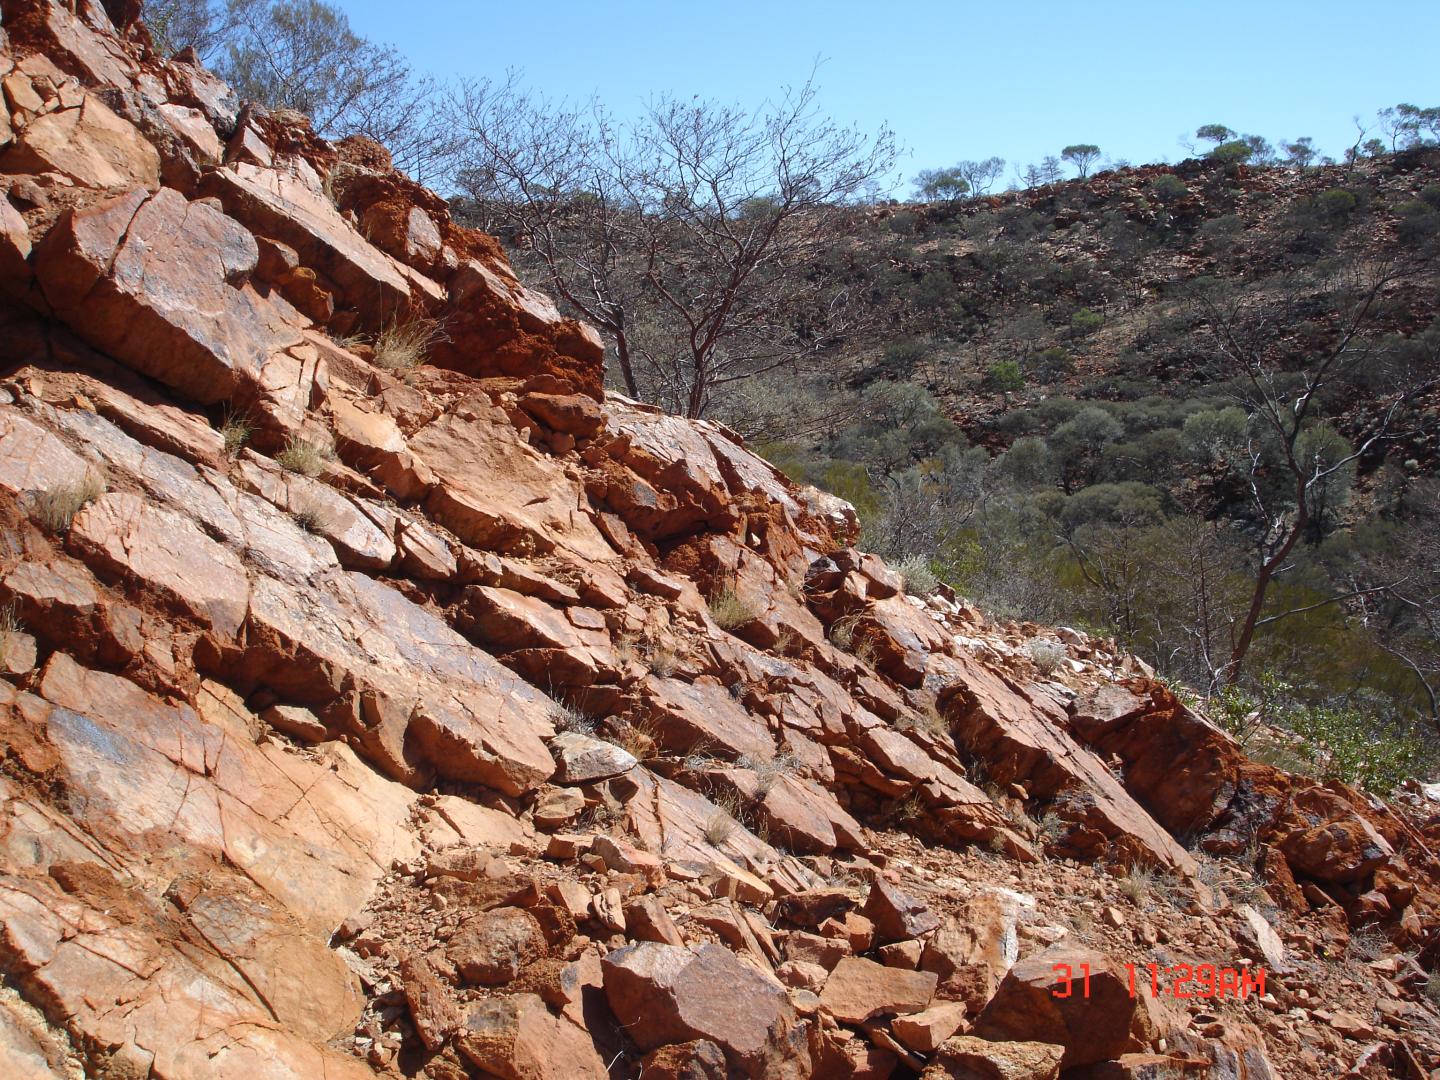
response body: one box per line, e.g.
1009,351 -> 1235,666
1,3 -> 1440,1078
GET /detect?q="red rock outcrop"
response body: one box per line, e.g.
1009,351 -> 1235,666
0,4 -> 1436,1078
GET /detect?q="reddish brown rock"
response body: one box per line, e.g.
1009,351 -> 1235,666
891,1001 -> 968,1054
920,892 -> 1025,1010
34,186 -> 304,407
1281,817 -> 1392,885
399,954 -> 462,1052
602,942 -> 806,1078
922,1035 -> 1064,1080
0,91 -> 159,190
973,947 -> 1154,1069
447,907 -> 547,985
863,878 -> 941,944
623,894 -> 685,946
639,1039 -> 729,1080
819,956 -> 938,1024
456,992 -> 607,1080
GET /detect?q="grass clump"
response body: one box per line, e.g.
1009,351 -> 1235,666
32,471 -> 105,533
895,553 -> 939,598
372,317 -> 443,372
289,497 -> 330,533
0,603 -> 23,668
276,435 -> 334,477
609,717 -> 660,761
708,586 -> 759,631
896,700 -> 949,738
703,790 -> 745,848
549,696 -> 596,736
1027,639 -> 1067,676
219,409 -> 252,456
738,751 -> 799,798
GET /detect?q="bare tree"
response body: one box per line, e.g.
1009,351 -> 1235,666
1197,260 -> 1439,686
149,0 -> 456,183
448,73 -> 896,417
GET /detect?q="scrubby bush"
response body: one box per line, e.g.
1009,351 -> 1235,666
982,360 -> 1025,398
1150,174 -> 1189,202
1316,188 -> 1358,222
895,554 -> 939,598
1069,307 -> 1105,336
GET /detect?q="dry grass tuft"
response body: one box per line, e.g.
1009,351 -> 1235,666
220,409 -> 253,456
289,497 -> 330,533
32,471 -> 105,533
0,603 -> 22,668
645,643 -> 681,677
372,317 -> 443,371
708,586 -> 759,631
897,700 -> 949,738
828,612 -> 861,650
738,751 -> 798,799
276,435 -> 334,477
703,790 -> 745,848
1027,639 -> 1067,675
610,716 -> 661,761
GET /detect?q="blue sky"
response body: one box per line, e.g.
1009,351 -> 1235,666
341,0 -> 1439,194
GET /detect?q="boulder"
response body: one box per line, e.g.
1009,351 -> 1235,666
922,1035 -> 1064,1080
456,992 -> 607,1080
639,1040 -> 730,1080
863,878 -> 941,944
920,891 -> 1026,1010
602,942 -> 805,1078
447,907 -> 547,985
973,947 -> 1153,1069
550,731 -> 638,783
200,159 -> 437,326
0,92 -> 159,190
891,1001 -> 968,1054
1281,817 -> 1392,884
399,955 -> 462,1052
819,956 -> 938,1024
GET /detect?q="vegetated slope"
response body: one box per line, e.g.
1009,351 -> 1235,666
748,146 -> 1440,743
3,4 -> 1440,1080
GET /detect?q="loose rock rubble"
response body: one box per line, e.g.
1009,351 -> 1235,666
1,4 -> 1439,1078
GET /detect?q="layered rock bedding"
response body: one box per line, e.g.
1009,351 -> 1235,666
0,3 -> 1438,1077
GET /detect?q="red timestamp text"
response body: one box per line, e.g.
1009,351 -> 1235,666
1050,962 -> 1266,1001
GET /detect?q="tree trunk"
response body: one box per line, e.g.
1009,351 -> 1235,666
1223,509 -> 1307,686
614,328 -> 639,399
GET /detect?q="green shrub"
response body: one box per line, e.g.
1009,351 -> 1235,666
895,554 -> 939,597
983,360 -> 1025,396
1210,674 -> 1433,795
1150,174 -> 1189,203
1026,346 -> 1073,384
1316,188 -> 1357,222
1069,307 -> 1105,336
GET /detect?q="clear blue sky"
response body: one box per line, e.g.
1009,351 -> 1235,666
341,0 -> 1439,193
